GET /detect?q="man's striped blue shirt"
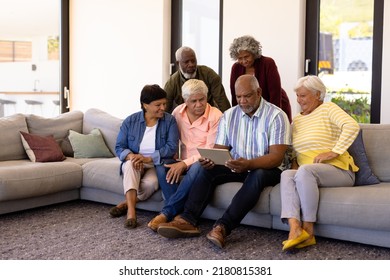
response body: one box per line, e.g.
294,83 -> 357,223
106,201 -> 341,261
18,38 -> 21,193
215,98 -> 291,160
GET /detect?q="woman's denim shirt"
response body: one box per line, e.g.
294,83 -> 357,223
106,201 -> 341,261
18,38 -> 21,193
115,111 -> 179,174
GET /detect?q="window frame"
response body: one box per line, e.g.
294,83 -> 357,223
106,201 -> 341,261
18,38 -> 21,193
60,0 -> 70,114
305,0 -> 383,123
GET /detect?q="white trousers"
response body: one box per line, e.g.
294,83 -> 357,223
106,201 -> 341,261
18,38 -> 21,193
280,163 -> 355,223
122,161 -> 158,201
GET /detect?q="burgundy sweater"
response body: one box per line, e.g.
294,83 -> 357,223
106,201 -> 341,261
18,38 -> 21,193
230,56 -> 292,122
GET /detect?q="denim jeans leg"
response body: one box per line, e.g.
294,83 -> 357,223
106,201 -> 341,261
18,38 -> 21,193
155,164 -> 178,202
181,164 -> 241,225
217,168 -> 282,234
161,162 -> 202,221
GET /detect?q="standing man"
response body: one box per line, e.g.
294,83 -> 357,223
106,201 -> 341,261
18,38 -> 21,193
149,79 -> 223,231
157,75 -> 291,248
164,46 -> 231,113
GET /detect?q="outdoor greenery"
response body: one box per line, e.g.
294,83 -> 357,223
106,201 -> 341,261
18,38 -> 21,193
320,0 -> 373,123
47,36 -> 59,60
320,0 -> 374,38
331,93 -> 371,123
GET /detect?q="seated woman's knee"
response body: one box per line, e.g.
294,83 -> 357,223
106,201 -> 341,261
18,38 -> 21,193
294,164 -> 319,182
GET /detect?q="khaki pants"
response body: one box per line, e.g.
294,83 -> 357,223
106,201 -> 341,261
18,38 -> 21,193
122,161 -> 158,201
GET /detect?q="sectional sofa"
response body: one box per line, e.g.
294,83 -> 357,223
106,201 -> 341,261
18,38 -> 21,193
1,108 -> 389,248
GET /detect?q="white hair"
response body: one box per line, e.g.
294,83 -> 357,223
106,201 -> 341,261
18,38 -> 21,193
181,79 -> 208,101
294,75 -> 327,101
175,46 -> 195,61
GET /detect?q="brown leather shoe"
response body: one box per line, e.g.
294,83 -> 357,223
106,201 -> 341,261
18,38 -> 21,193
124,218 -> 137,229
206,224 -> 226,248
157,216 -> 200,238
109,205 -> 127,218
147,213 -> 167,232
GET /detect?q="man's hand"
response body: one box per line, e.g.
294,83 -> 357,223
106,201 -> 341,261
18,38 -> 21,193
199,157 -> 215,170
225,158 -> 249,173
165,161 -> 187,184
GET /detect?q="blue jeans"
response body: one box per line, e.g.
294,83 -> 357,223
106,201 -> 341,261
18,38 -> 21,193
180,164 -> 282,235
155,161 -> 202,221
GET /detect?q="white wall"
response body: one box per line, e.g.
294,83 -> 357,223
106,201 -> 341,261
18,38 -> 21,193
221,0 -> 305,118
70,0 -> 171,119
70,0 -> 390,123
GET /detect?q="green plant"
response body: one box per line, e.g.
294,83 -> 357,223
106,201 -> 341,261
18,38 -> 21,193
331,94 -> 371,123
47,36 -> 59,60
47,36 -> 59,52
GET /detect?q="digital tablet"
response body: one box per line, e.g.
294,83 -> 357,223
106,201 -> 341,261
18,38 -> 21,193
197,148 -> 232,165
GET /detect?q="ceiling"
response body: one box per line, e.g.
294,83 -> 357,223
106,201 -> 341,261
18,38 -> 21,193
0,0 -> 59,38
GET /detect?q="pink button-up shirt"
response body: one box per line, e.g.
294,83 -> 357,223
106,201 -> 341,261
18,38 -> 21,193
172,103 -> 223,167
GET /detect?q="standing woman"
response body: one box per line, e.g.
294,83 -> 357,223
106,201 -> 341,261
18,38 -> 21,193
280,75 -> 360,250
229,35 -> 292,122
112,84 -> 179,229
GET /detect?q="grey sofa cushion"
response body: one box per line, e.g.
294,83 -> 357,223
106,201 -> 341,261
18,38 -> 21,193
83,108 -> 123,156
270,183 -> 390,231
0,160 -> 82,201
0,114 -> 28,161
82,157 -> 123,193
26,111 -> 84,157
359,124 -> 390,182
316,183 -> 390,231
82,157 -> 164,204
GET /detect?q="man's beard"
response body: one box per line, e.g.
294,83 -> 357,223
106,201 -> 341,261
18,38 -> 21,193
179,66 -> 197,79
240,105 -> 256,114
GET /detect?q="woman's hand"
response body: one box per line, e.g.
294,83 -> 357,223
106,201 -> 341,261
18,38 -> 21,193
313,151 -> 339,163
126,154 -> 150,171
165,161 -> 187,184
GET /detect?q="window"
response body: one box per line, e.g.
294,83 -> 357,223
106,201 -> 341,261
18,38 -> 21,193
305,0 -> 383,123
170,0 -> 222,75
0,41 -> 32,62
0,0 -> 69,117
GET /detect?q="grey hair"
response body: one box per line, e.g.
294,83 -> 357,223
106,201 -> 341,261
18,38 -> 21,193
175,46 -> 195,61
229,35 -> 262,60
181,79 -> 208,102
294,75 -> 327,101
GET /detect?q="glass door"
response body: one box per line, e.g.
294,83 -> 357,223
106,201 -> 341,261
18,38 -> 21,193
0,0 -> 67,118
171,0 -> 222,75
305,0 -> 383,123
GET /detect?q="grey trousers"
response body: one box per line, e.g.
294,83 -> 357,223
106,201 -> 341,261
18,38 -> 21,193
280,163 -> 355,223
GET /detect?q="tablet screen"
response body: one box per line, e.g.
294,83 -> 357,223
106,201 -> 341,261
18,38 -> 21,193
197,148 -> 232,165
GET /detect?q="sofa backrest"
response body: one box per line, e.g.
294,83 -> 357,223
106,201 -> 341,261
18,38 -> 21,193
0,114 -> 29,161
26,110 -> 84,157
360,123 -> 390,182
83,108 -> 123,156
